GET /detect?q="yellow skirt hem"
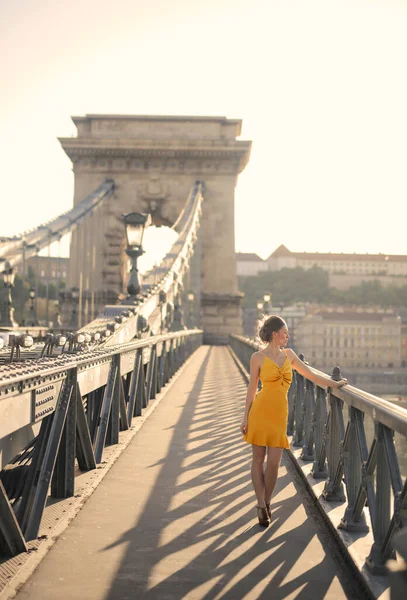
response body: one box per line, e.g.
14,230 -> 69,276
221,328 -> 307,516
243,435 -> 289,449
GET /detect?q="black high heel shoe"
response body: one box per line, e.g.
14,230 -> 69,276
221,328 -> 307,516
256,506 -> 270,527
265,503 -> 271,520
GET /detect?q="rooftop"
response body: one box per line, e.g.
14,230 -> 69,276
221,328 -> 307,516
309,311 -> 399,322
267,245 -> 407,263
236,252 -> 265,262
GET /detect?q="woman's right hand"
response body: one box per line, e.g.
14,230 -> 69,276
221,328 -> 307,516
240,416 -> 248,435
335,378 -> 348,389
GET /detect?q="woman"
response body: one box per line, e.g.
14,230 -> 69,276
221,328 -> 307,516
241,315 -> 347,527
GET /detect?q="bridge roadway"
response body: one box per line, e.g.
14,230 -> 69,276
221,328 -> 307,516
13,346 -> 361,600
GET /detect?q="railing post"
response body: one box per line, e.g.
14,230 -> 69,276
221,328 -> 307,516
94,359 -> 118,463
293,354 -> 305,447
287,371 -> 296,435
322,367 -> 346,502
160,342 -> 167,388
300,379 -> 315,461
168,339 -> 174,378
106,354 -> 120,446
348,407 -> 375,531
145,345 -> 157,403
128,348 -> 142,419
156,344 -> 163,394
75,382 -> 97,471
366,423 -> 392,574
338,406 -> 369,532
311,386 -> 328,479
118,374 -> 129,431
51,369 -> 78,498
21,371 -> 76,540
88,387 -> 103,444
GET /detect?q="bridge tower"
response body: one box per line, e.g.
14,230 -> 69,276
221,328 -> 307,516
59,115 -> 251,343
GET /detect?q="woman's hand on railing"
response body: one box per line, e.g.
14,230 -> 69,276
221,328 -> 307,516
333,378 -> 348,389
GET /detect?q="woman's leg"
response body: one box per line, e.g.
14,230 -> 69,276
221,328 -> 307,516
251,445 -> 267,507
264,447 -> 283,504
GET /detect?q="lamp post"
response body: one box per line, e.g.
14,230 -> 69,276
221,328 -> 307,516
263,292 -> 272,315
122,212 -> 152,299
187,291 -> 195,328
1,260 -> 18,327
28,287 -> 39,326
71,286 -> 79,329
159,290 -> 167,333
54,299 -> 61,328
58,290 -> 65,327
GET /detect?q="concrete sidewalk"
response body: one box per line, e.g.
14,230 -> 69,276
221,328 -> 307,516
14,346 -> 356,600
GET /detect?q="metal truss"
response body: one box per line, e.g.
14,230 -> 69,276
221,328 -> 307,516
0,330 -> 202,556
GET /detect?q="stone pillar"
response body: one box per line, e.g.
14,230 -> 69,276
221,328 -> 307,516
59,115 -> 251,341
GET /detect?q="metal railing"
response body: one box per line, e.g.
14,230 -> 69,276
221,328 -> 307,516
230,334 -> 407,577
0,329 -> 202,557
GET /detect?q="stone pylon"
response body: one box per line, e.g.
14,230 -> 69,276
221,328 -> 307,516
59,115 -> 251,343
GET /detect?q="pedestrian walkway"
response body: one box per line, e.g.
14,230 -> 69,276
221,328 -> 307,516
14,346 -> 355,599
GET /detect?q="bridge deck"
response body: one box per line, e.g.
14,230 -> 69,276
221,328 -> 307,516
14,347 -> 357,600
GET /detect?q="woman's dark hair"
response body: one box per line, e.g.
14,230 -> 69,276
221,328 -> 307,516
258,315 -> 286,343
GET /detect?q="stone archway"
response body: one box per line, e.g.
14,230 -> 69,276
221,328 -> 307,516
60,115 -> 252,342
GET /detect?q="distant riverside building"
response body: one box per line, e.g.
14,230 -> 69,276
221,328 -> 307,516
237,245 -> 407,279
266,245 -> 407,277
25,256 -> 68,284
397,308 -> 407,367
295,307 -> 401,370
236,252 -> 268,276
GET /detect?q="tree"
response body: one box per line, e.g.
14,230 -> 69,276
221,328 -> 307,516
238,267 -> 407,310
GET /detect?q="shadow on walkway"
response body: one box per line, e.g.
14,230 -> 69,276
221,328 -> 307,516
101,347 -> 350,600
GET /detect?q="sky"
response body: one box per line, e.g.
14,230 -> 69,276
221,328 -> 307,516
1,0 -> 407,261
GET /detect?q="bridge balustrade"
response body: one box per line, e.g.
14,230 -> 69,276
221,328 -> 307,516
0,329 -> 202,558
229,334 -> 407,578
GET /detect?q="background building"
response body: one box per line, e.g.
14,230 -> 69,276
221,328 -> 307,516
295,307 -> 401,370
237,246 -> 407,292
26,256 -> 68,285
236,252 -> 268,276
267,245 -> 407,277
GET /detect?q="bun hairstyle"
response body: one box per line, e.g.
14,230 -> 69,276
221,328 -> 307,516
258,315 -> 286,344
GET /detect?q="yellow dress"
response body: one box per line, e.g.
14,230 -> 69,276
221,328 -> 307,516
243,353 -> 292,448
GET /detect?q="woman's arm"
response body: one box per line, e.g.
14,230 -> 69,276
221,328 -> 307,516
285,348 -> 347,389
241,353 -> 261,434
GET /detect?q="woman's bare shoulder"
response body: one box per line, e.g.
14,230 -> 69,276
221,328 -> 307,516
251,350 -> 264,364
284,348 -> 297,362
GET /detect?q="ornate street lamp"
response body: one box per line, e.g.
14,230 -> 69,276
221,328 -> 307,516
71,286 -> 80,329
159,290 -> 167,333
170,285 -> 186,332
263,292 -> 272,315
1,260 -> 18,327
123,212 -> 152,298
54,299 -> 61,328
187,291 -> 195,328
58,290 -> 65,326
28,287 -> 39,326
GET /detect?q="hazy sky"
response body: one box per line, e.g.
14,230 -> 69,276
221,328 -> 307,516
1,0 -> 407,260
